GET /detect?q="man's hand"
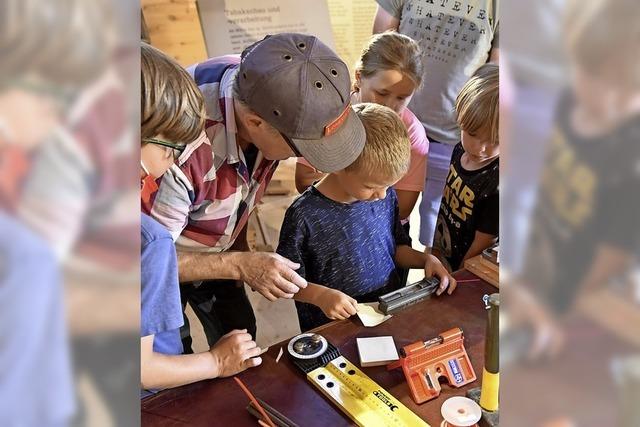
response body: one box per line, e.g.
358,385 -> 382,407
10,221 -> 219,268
425,254 -> 457,295
316,288 -> 358,320
237,252 -> 308,301
209,329 -> 263,378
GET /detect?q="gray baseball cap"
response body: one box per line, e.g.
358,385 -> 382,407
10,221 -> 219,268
236,33 -> 365,172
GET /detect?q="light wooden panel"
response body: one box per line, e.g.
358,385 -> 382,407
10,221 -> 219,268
464,254 -> 499,288
141,0 -> 208,66
327,0 -> 377,75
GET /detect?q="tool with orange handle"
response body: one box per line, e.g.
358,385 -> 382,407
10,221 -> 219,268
387,327 -> 476,404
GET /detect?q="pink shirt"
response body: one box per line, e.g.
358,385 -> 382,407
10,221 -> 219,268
298,105 -> 429,192
395,107 -> 429,192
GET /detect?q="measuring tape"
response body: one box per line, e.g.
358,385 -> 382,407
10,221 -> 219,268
288,333 -> 429,427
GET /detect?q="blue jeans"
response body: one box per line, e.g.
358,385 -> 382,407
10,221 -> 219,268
418,140 -> 456,247
501,85 -> 559,274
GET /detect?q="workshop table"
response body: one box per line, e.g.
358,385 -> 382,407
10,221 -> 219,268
500,314 -> 636,426
142,270 -> 495,426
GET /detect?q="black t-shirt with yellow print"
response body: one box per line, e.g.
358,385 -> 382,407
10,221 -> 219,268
522,92 -> 640,312
433,142 -> 499,271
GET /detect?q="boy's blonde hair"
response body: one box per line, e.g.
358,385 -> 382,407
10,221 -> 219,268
455,63 -> 499,145
141,42 -> 205,144
355,31 -> 423,88
345,103 -> 410,180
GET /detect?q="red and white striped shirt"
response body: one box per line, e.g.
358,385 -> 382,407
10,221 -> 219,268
142,56 -> 278,252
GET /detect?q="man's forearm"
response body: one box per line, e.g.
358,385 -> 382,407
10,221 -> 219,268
177,250 -> 244,283
394,245 -> 427,269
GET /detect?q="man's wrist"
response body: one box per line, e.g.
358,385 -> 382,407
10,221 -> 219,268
222,251 -> 247,281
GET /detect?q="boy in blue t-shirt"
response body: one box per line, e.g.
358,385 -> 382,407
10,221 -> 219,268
277,103 -> 456,331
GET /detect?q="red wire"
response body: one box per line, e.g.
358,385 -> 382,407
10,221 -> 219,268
456,278 -> 482,284
233,376 -> 277,427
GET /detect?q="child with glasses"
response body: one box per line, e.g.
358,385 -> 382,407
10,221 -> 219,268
142,137 -> 185,160
140,43 -> 263,397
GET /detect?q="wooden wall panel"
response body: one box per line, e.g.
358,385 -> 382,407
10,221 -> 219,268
141,0 -> 208,66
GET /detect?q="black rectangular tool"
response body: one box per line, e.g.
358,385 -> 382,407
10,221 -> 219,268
481,244 -> 499,264
247,398 -> 300,427
378,277 -> 440,314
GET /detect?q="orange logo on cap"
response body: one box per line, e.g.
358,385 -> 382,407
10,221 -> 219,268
324,103 -> 351,136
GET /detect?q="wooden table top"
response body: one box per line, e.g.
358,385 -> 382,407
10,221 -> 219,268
142,270 -> 495,426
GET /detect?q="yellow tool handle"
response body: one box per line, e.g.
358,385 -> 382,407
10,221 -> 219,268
479,368 -> 499,411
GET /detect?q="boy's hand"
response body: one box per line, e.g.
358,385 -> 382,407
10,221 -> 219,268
209,329 -> 263,378
425,254 -> 457,295
317,288 -> 358,320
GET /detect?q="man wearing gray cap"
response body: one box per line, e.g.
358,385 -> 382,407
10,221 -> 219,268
142,33 -> 366,353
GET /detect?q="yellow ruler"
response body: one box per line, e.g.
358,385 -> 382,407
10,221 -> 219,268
307,355 -> 429,427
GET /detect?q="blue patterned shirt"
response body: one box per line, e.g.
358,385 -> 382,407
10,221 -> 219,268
276,186 -> 410,331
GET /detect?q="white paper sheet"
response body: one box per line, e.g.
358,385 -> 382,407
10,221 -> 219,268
356,302 -> 392,327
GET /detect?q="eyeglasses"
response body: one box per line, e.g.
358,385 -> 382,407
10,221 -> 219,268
143,138 -> 187,160
279,132 -> 302,157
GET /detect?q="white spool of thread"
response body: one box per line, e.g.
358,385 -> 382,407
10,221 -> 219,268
440,396 -> 482,427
